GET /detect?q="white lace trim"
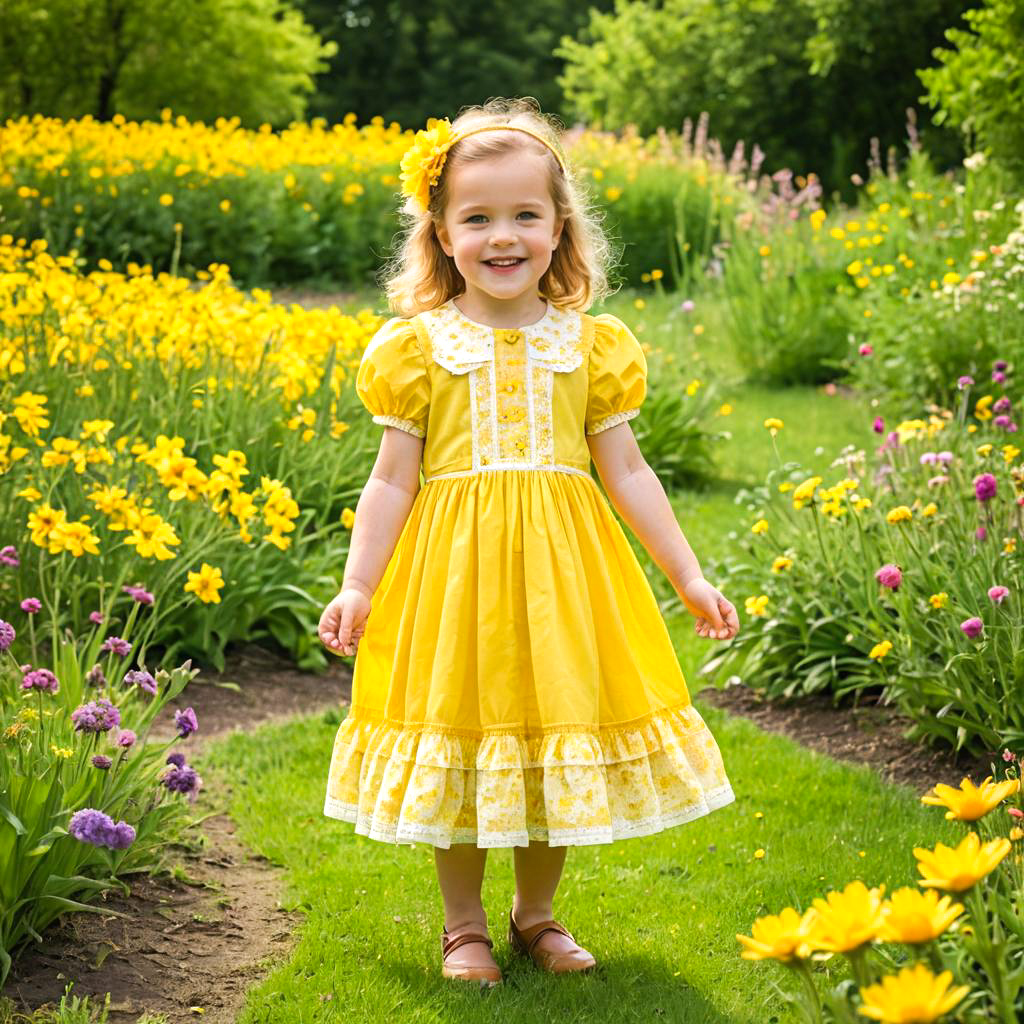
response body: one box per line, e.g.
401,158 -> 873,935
422,465 -> 596,484
372,413 -> 425,438
585,408 -> 640,435
323,784 -> 736,848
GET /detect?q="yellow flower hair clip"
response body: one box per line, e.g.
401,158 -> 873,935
399,118 -> 567,214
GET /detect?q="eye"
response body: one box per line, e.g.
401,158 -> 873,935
465,212 -> 539,223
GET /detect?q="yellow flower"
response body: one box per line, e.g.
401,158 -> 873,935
744,595 -> 769,617
877,887 -> 964,944
920,502 -> 937,517
771,556 -> 793,573
886,505 -> 913,525
340,507 -> 355,529
751,519 -> 769,534
159,193 -> 174,206
914,832 -> 1012,891
928,592 -> 948,610
846,259 -> 863,276
717,402 -> 733,416
184,563 -> 225,604
869,640 -> 892,660
759,245 -> 771,257
753,848 -> 765,859
399,118 -> 457,212
634,298 -> 645,310
809,209 -> 826,231
605,186 -> 623,201
808,880 -> 886,953
736,906 -> 818,962
48,520 -> 100,557
976,442 -> 993,457
685,378 -> 701,396
791,475 -> 822,504
763,417 -> 784,432
125,513 -> 180,560
650,268 -> 663,281
857,964 -> 969,1023
920,775 -> 1019,822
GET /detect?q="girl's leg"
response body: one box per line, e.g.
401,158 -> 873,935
511,841 -> 579,953
434,843 -> 489,931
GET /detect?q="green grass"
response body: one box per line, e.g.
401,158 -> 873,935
199,706 -> 962,1023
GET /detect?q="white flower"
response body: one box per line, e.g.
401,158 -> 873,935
963,151 -> 987,171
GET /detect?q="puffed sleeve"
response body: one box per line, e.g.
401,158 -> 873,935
355,317 -> 430,438
584,313 -> 647,435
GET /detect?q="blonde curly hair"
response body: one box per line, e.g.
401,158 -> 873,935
379,96 -> 617,316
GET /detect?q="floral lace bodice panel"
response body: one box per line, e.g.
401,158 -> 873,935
355,298 -> 647,481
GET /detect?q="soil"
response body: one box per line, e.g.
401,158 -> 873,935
3,647 -> 1001,1023
694,682 -> 998,793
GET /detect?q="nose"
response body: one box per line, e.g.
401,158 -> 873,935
488,221 -> 519,245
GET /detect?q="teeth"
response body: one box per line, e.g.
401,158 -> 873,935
488,259 -> 522,266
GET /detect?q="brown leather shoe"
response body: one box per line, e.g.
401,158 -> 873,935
441,924 -> 502,987
508,909 -> 597,973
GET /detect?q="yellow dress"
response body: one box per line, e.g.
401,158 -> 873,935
324,297 -> 735,848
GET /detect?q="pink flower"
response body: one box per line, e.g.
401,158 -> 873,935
988,585 -> 1010,603
875,564 -> 903,590
872,416 -> 885,434
919,452 -> 937,465
89,611 -> 104,625
936,451 -> 953,464
960,617 -> 983,639
927,474 -> 949,488
20,598 -> 41,614
858,343 -> 873,356
1003,749 -> 1017,763
974,473 -> 997,502
1009,806 -> 1024,819
976,526 -> 987,541
680,299 -> 695,313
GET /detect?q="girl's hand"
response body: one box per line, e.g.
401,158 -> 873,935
676,577 -> 739,641
318,587 -> 372,657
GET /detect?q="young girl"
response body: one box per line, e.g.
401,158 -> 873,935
318,97 -> 738,987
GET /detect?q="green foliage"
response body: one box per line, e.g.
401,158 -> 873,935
0,614 -> 201,982
557,0 -> 972,194
701,397 -> 1024,755
0,0 -> 335,126
918,0 -> 1024,184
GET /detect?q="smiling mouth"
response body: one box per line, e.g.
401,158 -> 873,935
483,258 -> 526,267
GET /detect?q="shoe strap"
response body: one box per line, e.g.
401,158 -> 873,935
514,917 -> 574,956
442,929 -> 494,958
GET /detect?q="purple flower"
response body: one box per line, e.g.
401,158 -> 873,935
89,611 -> 104,625
936,451 -> 954,464
919,452 -> 937,466
994,359 -> 1008,372
961,617 -> 984,639
988,585 -> 1010,603
993,397 -> 1012,414
124,669 -> 157,695
0,620 -> 14,651
957,375 -> 974,390
872,416 -> 885,434
68,808 -> 135,849
86,664 -> 107,687
994,414 -> 1013,430
162,761 -> 203,802
21,668 -> 59,693
116,729 -> 136,749
974,473 -> 998,502
875,564 -> 903,591
108,822 -> 136,849
71,698 -> 121,733
992,370 -> 1006,384
20,598 -> 41,614
101,636 -> 131,656
0,545 -> 19,567
122,584 -> 154,605
166,751 -> 187,768
174,707 -> 198,738
92,754 -> 113,770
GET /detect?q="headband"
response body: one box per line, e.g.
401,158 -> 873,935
399,118 -> 567,214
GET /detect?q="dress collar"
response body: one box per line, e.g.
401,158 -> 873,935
418,297 -> 587,374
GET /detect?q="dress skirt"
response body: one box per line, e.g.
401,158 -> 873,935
324,467 -> 735,847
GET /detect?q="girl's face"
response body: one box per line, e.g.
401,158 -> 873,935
435,149 -> 563,311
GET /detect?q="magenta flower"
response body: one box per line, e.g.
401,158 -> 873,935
994,359 -> 1008,372
0,545 -> 18,567
20,598 -> 41,614
0,620 -> 14,651
116,729 -> 137,749
993,415 -> 1014,430
977,526 -> 988,541
875,564 -> 903,591
21,668 -> 58,693
89,611 -> 104,625
872,416 -> 885,434
886,430 -> 901,447
957,375 -> 974,390
122,584 -> 154,606
988,585 -> 1010,603
961,617 -> 984,639
101,636 -> 132,656
71,698 -> 121,733
974,473 -> 997,502
993,397 -> 1012,414
174,707 -> 198,738
858,343 -> 873,356
993,370 -> 1006,384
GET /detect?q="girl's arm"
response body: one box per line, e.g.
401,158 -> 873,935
586,422 -> 704,589
340,427 -> 424,599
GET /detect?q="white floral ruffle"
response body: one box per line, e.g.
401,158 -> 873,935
323,701 -> 735,848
